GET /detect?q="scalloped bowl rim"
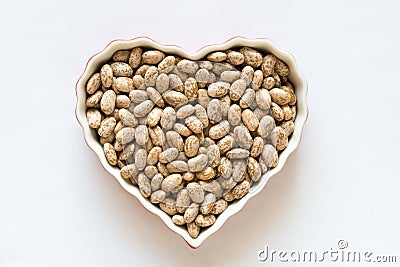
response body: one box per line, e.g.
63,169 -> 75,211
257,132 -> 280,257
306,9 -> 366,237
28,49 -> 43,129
75,36 -> 308,248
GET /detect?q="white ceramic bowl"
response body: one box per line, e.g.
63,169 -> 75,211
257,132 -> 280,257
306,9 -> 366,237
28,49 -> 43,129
75,37 -> 308,248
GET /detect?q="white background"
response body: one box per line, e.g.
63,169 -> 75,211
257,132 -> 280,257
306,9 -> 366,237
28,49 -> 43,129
1,0 -> 399,266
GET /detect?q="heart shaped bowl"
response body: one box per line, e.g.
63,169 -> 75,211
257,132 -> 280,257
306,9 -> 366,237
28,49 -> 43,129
75,37 -> 308,248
